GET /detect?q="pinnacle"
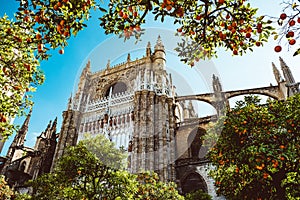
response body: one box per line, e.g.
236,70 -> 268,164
154,35 -> 164,50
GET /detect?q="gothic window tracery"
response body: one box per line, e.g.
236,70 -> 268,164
105,82 -> 127,97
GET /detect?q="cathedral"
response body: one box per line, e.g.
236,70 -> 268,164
0,37 -> 298,198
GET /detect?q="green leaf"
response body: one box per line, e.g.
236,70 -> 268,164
293,48 -> 300,56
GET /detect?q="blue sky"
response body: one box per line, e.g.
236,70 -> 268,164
1,1 -> 300,154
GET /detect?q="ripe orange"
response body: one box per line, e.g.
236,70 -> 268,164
280,13 -> 287,20
166,5 -> 172,11
263,173 -> 269,179
289,39 -> 296,45
289,20 -> 296,26
119,10 -> 123,17
274,45 -> 282,52
56,24 -> 62,33
0,114 -> 7,123
287,31 -> 294,38
60,20 -> 65,26
36,33 -> 42,40
34,15 -> 40,23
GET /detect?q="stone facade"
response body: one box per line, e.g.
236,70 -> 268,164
52,36 -> 177,181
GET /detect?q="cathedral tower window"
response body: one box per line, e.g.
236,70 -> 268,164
105,82 -> 127,97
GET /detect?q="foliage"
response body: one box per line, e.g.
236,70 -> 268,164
26,141 -> 184,199
1,0 -> 96,138
134,171 -> 184,200
98,0 -> 274,65
0,15 -> 44,139
208,95 -> 300,200
28,143 -> 137,200
0,175 -> 15,200
185,189 -> 212,200
80,133 -> 127,170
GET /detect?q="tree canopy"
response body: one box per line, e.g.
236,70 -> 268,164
80,133 -> 127,170
21,141 -> 184,200
208,95 -> 300,200
1,0 -> 95,138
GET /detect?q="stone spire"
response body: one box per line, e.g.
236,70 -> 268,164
272,62 -> 282,83
15,109 -> 32,146
146,42 -> 151,57
127,53 -> 131,62
17,109 -> 32,145
154,35 -> 165,51
41,120 -> 52,139
279,57 -> 299,96
153,36 -> 166,70
50,117 -> 57,139
77,61 -> 91,93
279,57 -> 295,84
6,109 -> 32,158
212,74 -> 223,93
81,60 -> 91,77
67,93 -> 72,110
106,59 -> 111,69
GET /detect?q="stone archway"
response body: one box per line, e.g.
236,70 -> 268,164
181,172 -> 208,194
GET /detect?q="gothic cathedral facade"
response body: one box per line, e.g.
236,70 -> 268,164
53,36 -> 187,183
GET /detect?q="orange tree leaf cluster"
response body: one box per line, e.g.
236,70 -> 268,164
0,0 -> 96,138
208,95 -> 300,200
98,0 -> 274,65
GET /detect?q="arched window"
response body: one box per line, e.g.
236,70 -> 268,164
105,82 -> 127,97
181,173 -> 208,194
19,161 -> 26,172
187,128 -> 206,158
